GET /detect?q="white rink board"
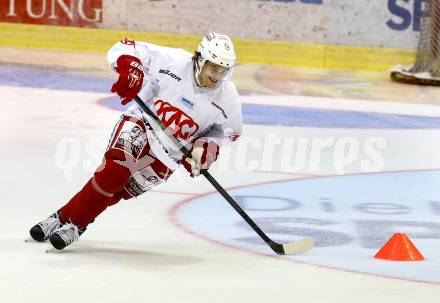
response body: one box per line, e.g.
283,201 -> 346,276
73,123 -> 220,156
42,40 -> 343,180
102,0 -> 420,49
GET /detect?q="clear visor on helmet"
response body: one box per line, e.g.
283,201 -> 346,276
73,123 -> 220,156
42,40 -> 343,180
204,61 -> 232,80
204,60 -> 233,81
195,57 -> 234,89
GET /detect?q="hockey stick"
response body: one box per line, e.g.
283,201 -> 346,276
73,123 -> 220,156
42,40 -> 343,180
134,96 -> 314,255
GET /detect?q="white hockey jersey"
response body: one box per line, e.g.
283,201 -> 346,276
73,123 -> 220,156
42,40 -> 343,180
107,39 -> 242,170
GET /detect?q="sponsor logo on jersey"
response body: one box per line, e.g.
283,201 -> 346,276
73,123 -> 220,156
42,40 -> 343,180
210,101 -> 228,119
159,69 -> 182,82
129,61 -> 143,71
154,100 -> 199,141
179,96 -> 195,110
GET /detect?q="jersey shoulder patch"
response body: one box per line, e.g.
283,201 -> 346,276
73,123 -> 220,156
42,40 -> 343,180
120,38 -> 136,47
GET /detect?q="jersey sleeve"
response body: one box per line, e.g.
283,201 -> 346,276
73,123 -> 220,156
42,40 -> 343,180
107,38 -> 165,74
107,38 -> 190,73
107,39 -> 192,105
107,38 -> 144,70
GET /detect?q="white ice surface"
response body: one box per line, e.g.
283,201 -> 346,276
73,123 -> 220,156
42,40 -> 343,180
0,85 -> 440,303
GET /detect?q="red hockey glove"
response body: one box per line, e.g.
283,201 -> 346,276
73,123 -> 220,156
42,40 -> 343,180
182,137 -> 220,177
111,55 -> 144,105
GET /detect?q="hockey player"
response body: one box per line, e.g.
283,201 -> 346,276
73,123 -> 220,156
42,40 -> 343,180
29,32 -> 242,250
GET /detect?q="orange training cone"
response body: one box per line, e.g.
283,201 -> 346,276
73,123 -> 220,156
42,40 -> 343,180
374,233 -> 425,261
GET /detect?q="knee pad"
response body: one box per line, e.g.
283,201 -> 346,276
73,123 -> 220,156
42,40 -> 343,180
94,157 -> 132,195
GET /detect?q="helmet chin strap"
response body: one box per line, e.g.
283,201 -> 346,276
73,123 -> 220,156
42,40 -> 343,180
194,57 -> 206,87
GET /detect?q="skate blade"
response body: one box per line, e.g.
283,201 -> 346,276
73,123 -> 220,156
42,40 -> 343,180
45,246 -> 58,253
24,237 -> 43,243
45,242 -> 66,253
45,244 -> 69,253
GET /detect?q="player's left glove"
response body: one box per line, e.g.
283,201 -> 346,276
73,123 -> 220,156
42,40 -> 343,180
182,137 -> 220,177
111,55 -> 144,105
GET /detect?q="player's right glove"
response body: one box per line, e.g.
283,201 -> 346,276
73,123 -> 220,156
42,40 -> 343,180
111,55 -> 144,105
182,137 -> 220,177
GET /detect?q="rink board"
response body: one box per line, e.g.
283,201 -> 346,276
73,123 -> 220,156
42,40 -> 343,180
0,22 -> 415,71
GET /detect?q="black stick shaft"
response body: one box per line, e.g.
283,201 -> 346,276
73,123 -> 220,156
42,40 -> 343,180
134,96 -> 283,254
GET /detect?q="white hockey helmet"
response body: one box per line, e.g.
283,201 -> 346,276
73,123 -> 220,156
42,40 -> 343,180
197,32 -> 236,68
194,32 -> 236,88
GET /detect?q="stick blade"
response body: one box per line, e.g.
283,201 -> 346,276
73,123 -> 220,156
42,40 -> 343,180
282,237 -> 315,255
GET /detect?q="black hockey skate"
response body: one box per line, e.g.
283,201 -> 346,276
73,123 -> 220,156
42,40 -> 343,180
29,212 -> 63,242
49,220 -> 85,250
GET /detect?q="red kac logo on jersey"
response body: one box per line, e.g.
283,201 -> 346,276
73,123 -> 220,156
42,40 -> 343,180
154,100 -> 199,141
